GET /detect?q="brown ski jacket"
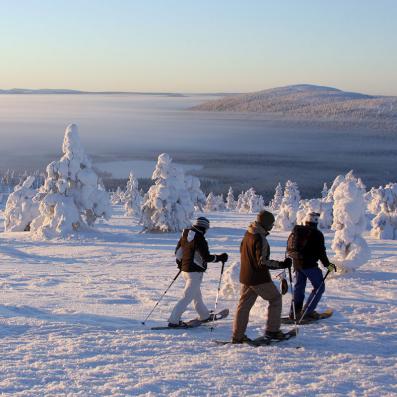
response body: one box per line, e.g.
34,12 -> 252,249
239,222 -> 283,286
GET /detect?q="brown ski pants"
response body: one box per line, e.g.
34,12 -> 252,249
232,282 -> 282,340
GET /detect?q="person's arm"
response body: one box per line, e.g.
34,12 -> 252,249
254,237 -> 284,270
196,235 -> 217,263
318,233 -> 330,267
175,237 -> 183,267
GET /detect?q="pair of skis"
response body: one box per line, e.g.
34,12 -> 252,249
150,308 -> 229,330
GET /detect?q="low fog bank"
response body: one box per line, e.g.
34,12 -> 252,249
0,94 -> 395,199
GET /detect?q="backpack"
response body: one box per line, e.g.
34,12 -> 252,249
287,225 -> 312,257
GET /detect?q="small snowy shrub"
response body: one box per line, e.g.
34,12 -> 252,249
141,153 -> 194,232
367,183 -> 397,239
4,176 -> 39,232
236,188 -> 264,214
220,261 -> 241,299
185,175 -> 206,211
30,124 -> 111,238
269,182 -> 283,211
275,180 -> 301,231
111,187 -> 124,205
331,171 -> 370,272
124,172 -> 142,218
226,187 -> 236,211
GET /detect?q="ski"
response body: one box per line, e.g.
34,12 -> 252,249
281,308 -> 333,325
200,308 -> 229,323
150,319 -> 202,330
150,308 -> 229,330
215,329 -> 297,347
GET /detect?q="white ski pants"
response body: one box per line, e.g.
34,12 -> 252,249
168,271 -> 210,324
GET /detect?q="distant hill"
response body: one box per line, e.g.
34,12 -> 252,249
0,88 -> 184,97
192,84 -> 397,132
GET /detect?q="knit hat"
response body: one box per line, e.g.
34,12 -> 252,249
306,212 -> 320,224
256,210 -> 275,230
193,216 -> 210,230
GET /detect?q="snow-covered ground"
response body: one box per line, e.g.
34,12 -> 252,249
0,208 -> 396,396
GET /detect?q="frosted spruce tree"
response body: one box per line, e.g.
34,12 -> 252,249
124,172 -> 142,219
226,186 -> 236,211
141,153 -> 194,232
111,187 -> 124,205
331,171 -> 370,272
236,188 -> 264,214
275,180 -> 301,230
269,182 -> 283,211
321,183 -> 329,200
30,124 -> 111,238
185,175 -> 206,211
247,188 -> 264,213
4,176 -> 39,232
205,192 -> 218,212
368,183 -> 397,239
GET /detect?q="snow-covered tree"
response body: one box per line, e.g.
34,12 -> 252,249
124,172 -> 142,218
236,188 -> 264,214
269,182 -> 283,211
220,261 -> 241,299
205,192 -> 218,212
331,171 -> 370,272
226,186 -> 236,211
4,176 -> 39,232
367,183 -> 397,239
275,180 -> 301,230
296,198 -> 333,230
185,175 -> 206,211
30,124 -> 111,238
321,183 -> 329,200
325,174 -> 345,203
141,153 -> 194,232
111,187 -> 124,205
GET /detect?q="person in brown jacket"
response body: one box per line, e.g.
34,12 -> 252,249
232,210 -> 292,343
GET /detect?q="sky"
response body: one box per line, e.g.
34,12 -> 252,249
1,0 -> 396,94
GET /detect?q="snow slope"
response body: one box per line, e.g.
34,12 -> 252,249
0,208 -> 396,396
192,84 -> 397,132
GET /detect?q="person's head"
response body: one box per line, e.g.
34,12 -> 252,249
193,216 -> 210,233
256,210 -> 275,231
305,212 -> 320,227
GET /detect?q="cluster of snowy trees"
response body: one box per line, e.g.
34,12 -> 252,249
4,124 -> 111,237
0,124 -> 393,276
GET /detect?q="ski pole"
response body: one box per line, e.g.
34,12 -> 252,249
210,261 -> 225,332
298,268 -> 333,324
288,266 -> 299,335
141,269 -> 182,325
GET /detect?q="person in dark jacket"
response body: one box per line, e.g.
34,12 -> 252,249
168,217 -> 228,327
287,212 -> 335,320
232,210 -> 292,343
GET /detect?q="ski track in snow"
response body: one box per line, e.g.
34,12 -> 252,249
0,208 -> 396,396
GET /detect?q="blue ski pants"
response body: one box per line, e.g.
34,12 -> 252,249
292,267 -> 325,315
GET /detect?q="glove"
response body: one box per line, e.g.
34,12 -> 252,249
327,263 -> 337,273
217,253 -> 228,263
280,257 -> 292,269
176,259 -> 182,270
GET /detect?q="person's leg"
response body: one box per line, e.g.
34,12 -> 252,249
252,282 -> 282,332
232,285 -> 258,341
291,270 -> 307,316
190,272 -> 211,320
168,272 -> 198,324
303,267 -> 325,314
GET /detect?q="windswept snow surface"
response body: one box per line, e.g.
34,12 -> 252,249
0,208 -> 396,396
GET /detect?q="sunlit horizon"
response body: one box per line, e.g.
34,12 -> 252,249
1,0 -> 396,95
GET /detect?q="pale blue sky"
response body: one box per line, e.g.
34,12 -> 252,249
1,0 -> 396,94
